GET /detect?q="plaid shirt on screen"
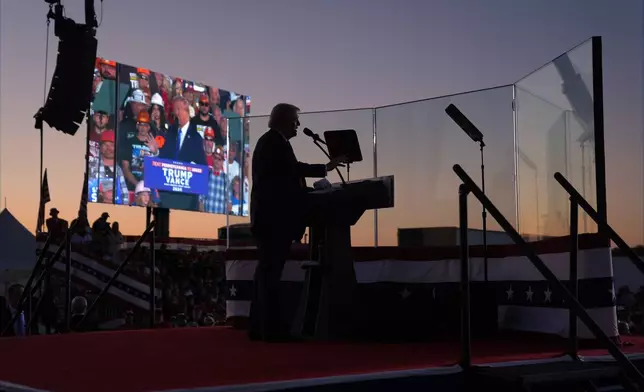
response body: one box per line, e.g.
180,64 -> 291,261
93,160 -> 130,205
200,171 -> 228,214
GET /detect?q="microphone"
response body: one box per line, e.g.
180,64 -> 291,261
445,104 -> 485,146
303,128 -> 326,145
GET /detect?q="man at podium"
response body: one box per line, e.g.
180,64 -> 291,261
249,103 -> 346,342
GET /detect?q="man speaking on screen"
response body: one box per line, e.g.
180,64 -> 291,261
158,95 -> 207,210
249,103 -> 346,342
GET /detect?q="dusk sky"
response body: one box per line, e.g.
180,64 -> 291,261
0,0 -> 642,246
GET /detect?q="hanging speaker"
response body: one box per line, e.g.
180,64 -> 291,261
35,18 -> 97,136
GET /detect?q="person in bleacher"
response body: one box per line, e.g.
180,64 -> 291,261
46,208 -> 68,243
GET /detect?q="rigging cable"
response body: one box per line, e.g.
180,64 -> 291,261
38,6 -> 52,232
43,8 -> 51,105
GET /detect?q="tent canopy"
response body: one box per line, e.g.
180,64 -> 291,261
0,209 -> 37,275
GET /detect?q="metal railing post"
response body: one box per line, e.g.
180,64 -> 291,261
453,164 -> 644,388
569,197 -> 579,358
76,221 -> 156,329
554,172 -> 644,275
149,228 -> 156,329
65,233 -> 72,332
459,184 -> 472,369
26,224 -> 78,332
1,235 -> 53,336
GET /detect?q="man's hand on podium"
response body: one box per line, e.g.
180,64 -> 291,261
325,155 -> 348,172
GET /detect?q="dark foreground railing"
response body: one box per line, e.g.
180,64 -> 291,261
2,221 -> 79,336
76,220 -> 156,330
554,172 -> 644,276
555,171 -> 644,359
453,164 -> 644,390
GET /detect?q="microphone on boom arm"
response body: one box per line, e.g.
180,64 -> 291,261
303,128 -> 326,145
302,128 -> 346,185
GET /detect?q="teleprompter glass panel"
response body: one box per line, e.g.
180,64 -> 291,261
515,39 -> 597,239
374,87 -> 516,246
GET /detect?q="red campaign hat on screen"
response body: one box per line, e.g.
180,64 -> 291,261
199,95 -> 209,104
100,130 -> 115,143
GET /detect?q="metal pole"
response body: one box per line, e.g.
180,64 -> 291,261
569,197 -> 579,358
511,86 -> 520,234
225,121 -> 230,249
459,184 -> 471,369
149,228 -> 156,328
146,207 -> 152,227
372,108 -> 378,247
65,232 -> 72,332
480,144 -> 488,281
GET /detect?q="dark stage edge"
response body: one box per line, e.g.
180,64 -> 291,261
1,328 -> 644,392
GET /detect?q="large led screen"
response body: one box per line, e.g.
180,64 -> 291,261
88,58 -> 250,216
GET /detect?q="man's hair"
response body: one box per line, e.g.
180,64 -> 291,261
172,95 -> 190,111
268,103 -> 299,129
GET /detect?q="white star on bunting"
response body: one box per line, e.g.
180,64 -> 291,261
400,288 -> 411,299
526,286 -> 534,302
506,285 -> 514,300
544,286 -> 552,303
229,285 -> 237,297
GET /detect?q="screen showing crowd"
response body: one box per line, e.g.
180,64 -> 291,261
88,58 -> 250,216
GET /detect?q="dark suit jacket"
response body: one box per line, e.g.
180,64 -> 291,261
250,129 -> 327,240
159,122 -> 207,165
158,122 -> 207,211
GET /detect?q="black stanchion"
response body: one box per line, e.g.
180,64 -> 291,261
459,184 -> 472,369
569,197 -> 579,358
149,227 -> 156,329
65,233 -> 72,332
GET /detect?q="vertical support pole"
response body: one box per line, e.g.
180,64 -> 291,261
372,108 -> 378,247
569,197 -> 579,358
226,120 -> 231,249
511,86 -> 521,234
149,227 -> 156,328
65,233 -> 72,332
146,206 -> 152,227
591,36 -> 607,234
459,184 -> 472,369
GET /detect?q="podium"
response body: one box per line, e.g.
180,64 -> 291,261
292,175 -> 394,340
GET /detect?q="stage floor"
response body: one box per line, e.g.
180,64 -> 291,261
1,327 -> 644,392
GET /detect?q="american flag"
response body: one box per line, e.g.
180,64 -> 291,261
78,171 -> 88,222
36,169 -> 51,232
